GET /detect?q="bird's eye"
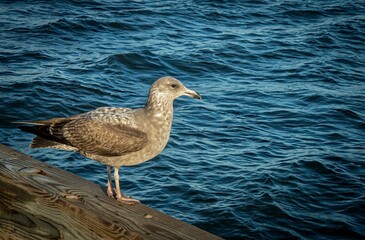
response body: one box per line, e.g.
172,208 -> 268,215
171,84 -> 177,89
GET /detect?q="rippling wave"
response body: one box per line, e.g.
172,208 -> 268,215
1,0 -> 365,239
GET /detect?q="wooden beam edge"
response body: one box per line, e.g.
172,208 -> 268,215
0,143 -> 222,240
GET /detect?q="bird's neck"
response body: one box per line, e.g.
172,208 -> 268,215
145,92 -> 174,118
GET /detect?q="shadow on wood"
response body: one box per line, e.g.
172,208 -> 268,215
0,144 -> 221,240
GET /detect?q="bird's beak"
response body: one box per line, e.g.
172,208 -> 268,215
184,88 -> 202,100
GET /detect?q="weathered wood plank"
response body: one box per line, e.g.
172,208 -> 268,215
0,144 -> 221,240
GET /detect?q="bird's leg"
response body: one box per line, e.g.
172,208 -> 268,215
106,166 -> 115,198
114,167 -> 140,204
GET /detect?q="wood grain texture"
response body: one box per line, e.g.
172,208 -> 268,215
0,144 -> 221,240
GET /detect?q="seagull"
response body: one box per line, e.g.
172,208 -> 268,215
16,76 -> 201,204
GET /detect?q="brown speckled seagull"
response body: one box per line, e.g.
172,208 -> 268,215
17,76 -> 201,204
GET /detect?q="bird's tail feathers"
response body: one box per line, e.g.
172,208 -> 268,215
12,117 -> 66,126
18,125 -> 42,135
17,122 -> 70,146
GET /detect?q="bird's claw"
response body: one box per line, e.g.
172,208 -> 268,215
106,183 -> 116,198
117,195 -> 140,205
107,188 -> 117,198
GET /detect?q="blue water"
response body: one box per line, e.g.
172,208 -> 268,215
1,1 -> 365,239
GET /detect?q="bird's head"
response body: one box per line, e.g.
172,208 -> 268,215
149,76 -> 202,101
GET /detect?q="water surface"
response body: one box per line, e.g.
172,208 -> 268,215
1,1 -> 364,239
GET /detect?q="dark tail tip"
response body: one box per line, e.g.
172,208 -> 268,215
18,125 -> 37,135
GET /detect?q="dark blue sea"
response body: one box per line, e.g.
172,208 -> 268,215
1,1 -> 364,239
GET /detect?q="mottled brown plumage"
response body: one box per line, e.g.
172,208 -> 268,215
17,76 -> 201,204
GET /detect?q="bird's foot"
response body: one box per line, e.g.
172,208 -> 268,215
107,187 -> 116,198
117,195 -> 140,205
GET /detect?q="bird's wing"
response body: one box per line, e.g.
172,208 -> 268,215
61,118 -> 148,157
18,117 -> 148,157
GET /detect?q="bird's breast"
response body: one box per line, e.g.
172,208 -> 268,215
143,109 -> 173,151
